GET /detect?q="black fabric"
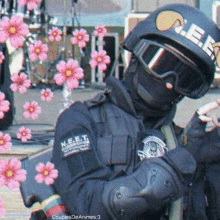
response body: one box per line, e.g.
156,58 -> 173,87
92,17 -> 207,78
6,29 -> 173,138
179,114 -> 220,220
205,162 -> 220,220
51,90 -> 187,219
51,77 -> 220,220
106,75 -> 176,126
0,43 -> 14,130
52,102 -> 112,218
180,113 -> 220,163
122,64 -> 181,116
102,157 -> 186,220
29,210 -> 47,220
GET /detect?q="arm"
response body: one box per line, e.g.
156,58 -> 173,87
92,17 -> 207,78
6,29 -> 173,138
51,102 -> 196,219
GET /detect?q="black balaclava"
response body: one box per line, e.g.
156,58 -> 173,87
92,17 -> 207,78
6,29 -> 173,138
122,56 -> 183,119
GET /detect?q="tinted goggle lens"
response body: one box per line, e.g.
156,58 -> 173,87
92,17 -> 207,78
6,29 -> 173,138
134,40 -> 209,98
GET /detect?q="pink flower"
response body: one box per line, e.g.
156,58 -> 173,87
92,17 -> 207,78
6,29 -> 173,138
0,197 -> 6,217
18,0 -> 42,11
17,126 -> 32,143
94,25 -> 107,38
23,101 -> 41,120
0,15 -> 29,48
48,27 -> 62,42
0,158 -> 27,190
41,88 -> 54,102
0,52 -> 5,65
29,40 -> 49,62
0,132 -> 12,152
0,92 -> 10,119
71,28 -> 89,48
35,162 -> 58,185
10,72 -> 31,94
90,50 -> 111,71
55,59 -> 84,90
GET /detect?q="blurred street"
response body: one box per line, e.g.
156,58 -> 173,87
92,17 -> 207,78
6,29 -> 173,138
1,85 -> 220,219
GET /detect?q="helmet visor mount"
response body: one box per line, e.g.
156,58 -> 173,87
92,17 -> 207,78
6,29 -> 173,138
133,39 -> 209,98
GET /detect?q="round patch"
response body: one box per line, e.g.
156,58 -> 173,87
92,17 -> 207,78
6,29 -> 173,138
137,136 -> 167,160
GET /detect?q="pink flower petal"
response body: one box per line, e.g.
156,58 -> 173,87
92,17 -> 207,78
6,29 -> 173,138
66,78 -> 79,90
36,162 -> 45,173
45,177 -> 54,185
7,179 -> 20,190
35,174 -> 44,183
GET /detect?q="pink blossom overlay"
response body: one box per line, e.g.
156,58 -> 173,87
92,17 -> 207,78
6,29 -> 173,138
41,88 -> 54,102
0,158 -> 27,190
10,72 -> 31,94
29,40 -> 49,62
71,28 -> 89,48
48,27 -> 62,42
0,132 -> 12,152
0,92 -> 10,119
18,0 -> 42,11
0,52 -> 5,65
0,15 -> 29,48
94,25 -> 107,38
90,50 -> 111,71
55,59 -> 84,90
23,101 -> 41,120
0,197 -> 6,217
35,162 -> 58,185
17,126 -> 32,143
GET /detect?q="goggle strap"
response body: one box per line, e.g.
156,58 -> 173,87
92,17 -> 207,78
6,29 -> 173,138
133,40 -> 148,57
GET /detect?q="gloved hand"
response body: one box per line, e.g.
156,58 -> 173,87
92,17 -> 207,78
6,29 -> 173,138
180,100 -> 220,163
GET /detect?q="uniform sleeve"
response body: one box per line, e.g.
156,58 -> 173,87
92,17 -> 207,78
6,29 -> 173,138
51,102 -> 195,219
51,102 -> 112,218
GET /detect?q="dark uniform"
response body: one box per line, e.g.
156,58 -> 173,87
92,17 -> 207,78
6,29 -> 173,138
30,3 -> 220,220
52,76 -> 196,219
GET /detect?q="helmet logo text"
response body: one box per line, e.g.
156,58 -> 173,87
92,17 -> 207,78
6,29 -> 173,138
156,10 -> 220,67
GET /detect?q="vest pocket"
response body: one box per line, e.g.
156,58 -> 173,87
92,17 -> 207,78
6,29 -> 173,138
97,135 -> 129,165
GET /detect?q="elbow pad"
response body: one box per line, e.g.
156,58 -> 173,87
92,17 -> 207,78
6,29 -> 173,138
102,156 -> 188,220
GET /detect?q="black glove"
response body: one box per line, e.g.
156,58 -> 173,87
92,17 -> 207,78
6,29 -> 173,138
180,112 -> 220,163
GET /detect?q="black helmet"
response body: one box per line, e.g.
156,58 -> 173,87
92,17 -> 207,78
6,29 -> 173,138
123,4 -> 220,98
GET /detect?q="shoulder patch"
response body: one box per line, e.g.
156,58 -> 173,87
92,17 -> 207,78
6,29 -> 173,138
137,136 -> 167,160
60,133 -> 91,158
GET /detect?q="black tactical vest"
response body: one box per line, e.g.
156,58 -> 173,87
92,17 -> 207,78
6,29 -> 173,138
85,93 -> 146,175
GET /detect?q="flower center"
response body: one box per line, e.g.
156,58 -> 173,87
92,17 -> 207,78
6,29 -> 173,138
9,26 -> 16,34
43,170 -> 49,176
97,57 -> 102,62
53,32 -> 57,36
5,170 -> 14,178
65,70 -> 72,77
0,140 -> 4,145
44,91 -> 49,97
18,79 -> 24,85
29,106 -> 34,112
77,35 -> 82,40
22,131 -> 27,136
35,48 -> 41,54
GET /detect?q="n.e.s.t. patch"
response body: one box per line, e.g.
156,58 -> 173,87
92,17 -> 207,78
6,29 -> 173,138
60,133 -> 91,158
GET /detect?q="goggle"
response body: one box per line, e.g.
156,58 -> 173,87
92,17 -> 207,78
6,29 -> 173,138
133,39 -> 209,98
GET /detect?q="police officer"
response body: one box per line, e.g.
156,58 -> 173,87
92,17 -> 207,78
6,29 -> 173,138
49,4 -> 220,220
